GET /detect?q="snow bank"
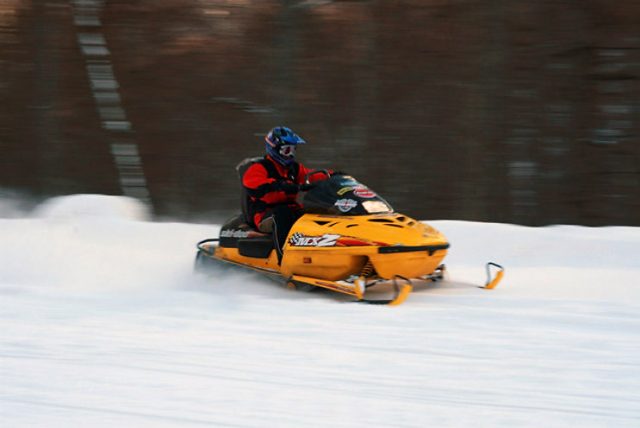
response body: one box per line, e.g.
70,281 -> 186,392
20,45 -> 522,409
0,195 -> 212,291
31,194 -> 151,221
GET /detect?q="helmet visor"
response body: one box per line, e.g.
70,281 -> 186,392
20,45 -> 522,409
279,144 -> 296,158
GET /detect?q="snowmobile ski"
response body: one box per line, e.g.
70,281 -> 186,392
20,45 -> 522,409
483,262 -> 505,289
287,274 -> 413,306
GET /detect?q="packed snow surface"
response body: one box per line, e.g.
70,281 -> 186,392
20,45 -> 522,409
1,195 -> 639,427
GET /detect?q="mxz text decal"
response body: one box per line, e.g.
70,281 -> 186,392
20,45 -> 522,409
289,233 -> 384,247
289,233 -> 341,247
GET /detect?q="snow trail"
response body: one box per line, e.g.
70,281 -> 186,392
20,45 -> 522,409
1,195 -> 639,427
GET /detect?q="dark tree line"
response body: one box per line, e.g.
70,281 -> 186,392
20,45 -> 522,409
1,0 -> 638,225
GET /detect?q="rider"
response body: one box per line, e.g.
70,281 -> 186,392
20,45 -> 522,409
242,126 -> 329,263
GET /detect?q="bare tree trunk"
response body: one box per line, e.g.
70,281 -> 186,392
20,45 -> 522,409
33,1 -> 61,195
271,0 -> 300,122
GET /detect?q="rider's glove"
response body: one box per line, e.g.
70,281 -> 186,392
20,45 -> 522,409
299,183 -> 316,192
280,181 -> 300,194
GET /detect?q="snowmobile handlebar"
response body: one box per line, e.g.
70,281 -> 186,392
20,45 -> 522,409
303,169 -> 331,184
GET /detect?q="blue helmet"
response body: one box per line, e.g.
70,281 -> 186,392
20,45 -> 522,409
265,126 -> 306,166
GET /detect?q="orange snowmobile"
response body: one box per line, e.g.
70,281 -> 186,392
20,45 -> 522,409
195,169 -> 503,305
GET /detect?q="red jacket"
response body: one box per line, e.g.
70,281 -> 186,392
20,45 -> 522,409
242,156 -> 322,227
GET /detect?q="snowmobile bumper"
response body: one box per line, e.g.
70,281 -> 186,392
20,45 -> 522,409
369,243 -> 449,279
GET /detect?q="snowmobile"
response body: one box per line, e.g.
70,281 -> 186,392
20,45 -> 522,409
195,167 -> 504,305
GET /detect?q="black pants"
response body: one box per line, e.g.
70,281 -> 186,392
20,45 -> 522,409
257,205 -> 302,263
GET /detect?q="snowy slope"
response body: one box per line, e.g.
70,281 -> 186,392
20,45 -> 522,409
1,195 -> 639,427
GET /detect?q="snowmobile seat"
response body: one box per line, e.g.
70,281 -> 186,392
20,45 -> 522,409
233,157 -> 276,258
219,213 -> 274,258
236,157 -> 264,227
238,237 -> 274,258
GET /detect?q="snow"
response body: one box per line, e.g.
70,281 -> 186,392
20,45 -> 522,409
1,195 -> 639,427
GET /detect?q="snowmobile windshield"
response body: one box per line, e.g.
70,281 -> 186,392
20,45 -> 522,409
302,174 -> 394,215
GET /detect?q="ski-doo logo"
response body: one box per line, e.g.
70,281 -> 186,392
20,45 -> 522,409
334,198 -> 358,213
289,233 -> 341,247
220,229 -> 250,238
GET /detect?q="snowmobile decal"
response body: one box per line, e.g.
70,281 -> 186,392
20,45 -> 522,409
336,236 -> 382,247
337,187 -> 354,196
334,199 -> 358,213
289,233 -> 341,247
220,229 -> 251,238
289,232 -> 383,248
353,186 -> 376,198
